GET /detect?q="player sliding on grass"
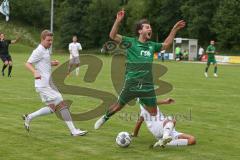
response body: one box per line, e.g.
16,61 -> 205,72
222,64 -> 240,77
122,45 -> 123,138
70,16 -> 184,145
23,30 -> 87,136
94,8 -> 186,144
132,98 -> 196,148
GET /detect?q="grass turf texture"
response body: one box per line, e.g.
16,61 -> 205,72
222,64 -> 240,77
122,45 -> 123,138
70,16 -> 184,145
0,47 -> 240,160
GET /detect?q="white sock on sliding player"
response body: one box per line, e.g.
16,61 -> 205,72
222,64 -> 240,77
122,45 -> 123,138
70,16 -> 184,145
166,139 -> 188,146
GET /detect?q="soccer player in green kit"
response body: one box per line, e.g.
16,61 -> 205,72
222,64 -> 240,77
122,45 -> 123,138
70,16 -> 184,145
205,40 -> 218,77
94,9 -> 185,146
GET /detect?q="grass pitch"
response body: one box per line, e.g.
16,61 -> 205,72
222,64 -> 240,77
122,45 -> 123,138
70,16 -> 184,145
0,46 -> 240,160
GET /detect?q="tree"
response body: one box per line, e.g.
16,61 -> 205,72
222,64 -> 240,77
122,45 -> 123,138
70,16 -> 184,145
11,0 -> 49,27
146,0 -> 184,42
125,0 -> 147,36
84,0 -> 120,48
212,0 -> 240,50
126,0 -> 183,42
58,0 -> 91,49
181,0 -> 220,45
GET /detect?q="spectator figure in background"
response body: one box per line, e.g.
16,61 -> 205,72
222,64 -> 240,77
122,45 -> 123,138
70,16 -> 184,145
204,40 -> 218,78
183,49 -> 189,60
67,35 -> 82,76
198,46 -> 204,61
0,33 -> 20,77
175,46 -> 181,61
160,50 -> 165,62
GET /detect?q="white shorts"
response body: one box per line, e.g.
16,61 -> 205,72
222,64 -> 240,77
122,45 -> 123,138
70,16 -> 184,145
36,87 -> 63,105
70,56 -> 80,64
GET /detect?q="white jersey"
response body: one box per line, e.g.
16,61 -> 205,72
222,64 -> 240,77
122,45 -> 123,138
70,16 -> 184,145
69,42 -> 82,58
140,104 -> 182,140
27,44 -> 52,88
198,47 -> 204,55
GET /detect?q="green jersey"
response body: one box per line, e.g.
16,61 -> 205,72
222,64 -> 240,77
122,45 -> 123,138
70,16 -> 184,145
175,47 -> 181,55
206,45 -> 216,60
122,36 -> 162,82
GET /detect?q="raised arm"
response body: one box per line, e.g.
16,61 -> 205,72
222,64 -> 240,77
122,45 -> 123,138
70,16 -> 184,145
109,9 -> 125,43
162,20 -> 186,50
132,116 -> 144,137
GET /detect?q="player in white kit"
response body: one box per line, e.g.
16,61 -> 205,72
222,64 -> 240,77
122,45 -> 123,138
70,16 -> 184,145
23,30 -> 87,136
67,35 -> 82,76
132,98 -> 196,148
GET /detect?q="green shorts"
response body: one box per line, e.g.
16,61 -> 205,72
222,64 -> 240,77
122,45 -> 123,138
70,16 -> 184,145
207,59 -> 217,65
118,80 -> 157,107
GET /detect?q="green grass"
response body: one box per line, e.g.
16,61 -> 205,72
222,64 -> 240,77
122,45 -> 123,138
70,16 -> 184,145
1,50 -> 240,160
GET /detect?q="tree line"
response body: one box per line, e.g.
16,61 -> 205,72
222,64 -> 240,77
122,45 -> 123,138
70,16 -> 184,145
7,0 -> 240,51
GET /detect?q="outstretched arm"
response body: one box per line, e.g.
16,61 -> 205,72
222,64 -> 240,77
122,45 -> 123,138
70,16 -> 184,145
157,98 -> 175,105
162,20 -> 186,50
109,9 -> 125,43
132,116 -> 144,137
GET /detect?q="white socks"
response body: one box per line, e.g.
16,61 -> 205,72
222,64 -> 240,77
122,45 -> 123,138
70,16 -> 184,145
59,108 -> 77,133
166,139 -> 188,146
65,121 -> 77,133
163,121 -> 174,138
76,67 -> 79,76
27,106 -> 77,134
28,106 -> 53,121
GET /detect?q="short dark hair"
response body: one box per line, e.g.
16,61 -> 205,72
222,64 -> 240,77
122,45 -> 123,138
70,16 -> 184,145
135,19 -> 150,35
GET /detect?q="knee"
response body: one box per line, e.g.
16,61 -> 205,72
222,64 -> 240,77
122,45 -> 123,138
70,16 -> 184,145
57,101 -> 68,111
163,119 -> 175,127
188,136 -> 196,145
147,107 -> 157,116
48,97 -> 64,112
172,119 -> 176,125
48,104 -> 57,112
4,61 -> 9,65
49,101 -> 67,112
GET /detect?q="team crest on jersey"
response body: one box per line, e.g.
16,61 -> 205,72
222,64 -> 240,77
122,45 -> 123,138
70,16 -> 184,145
140,50 -> 151,57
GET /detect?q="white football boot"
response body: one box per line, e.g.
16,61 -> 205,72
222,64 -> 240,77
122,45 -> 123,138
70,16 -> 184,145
71,129 -> 88,136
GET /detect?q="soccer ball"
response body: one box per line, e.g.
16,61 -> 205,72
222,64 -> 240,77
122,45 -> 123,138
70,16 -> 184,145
116,131 -> 132,148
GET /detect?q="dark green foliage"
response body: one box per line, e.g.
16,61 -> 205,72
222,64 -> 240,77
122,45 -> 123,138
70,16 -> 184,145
4,0 -> 240,51
84,0 -> 120,48
181,0 -> 220,45
10,0 -> 50,28
212,0 -> 240,50
57,0 -> 91,49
